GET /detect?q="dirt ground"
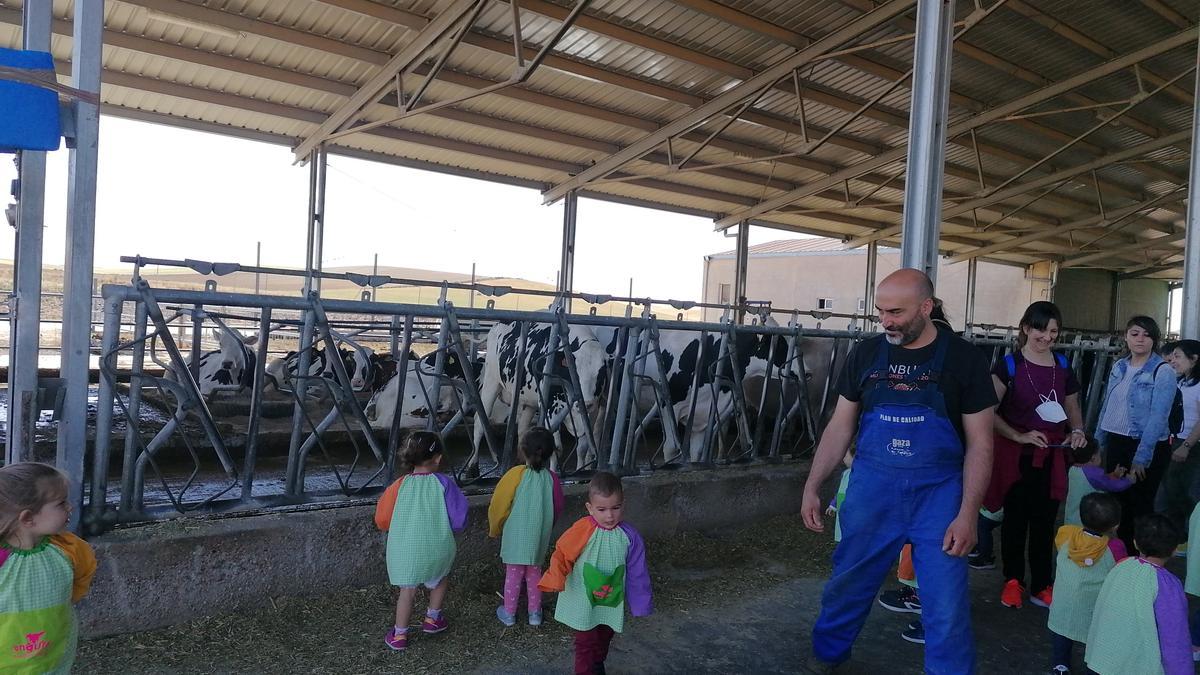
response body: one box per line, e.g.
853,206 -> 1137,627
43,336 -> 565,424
76,509 -> 1186,675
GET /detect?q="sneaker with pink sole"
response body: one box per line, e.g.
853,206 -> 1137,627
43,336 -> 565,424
384,627 -> 408,651
422,614 -> 449,634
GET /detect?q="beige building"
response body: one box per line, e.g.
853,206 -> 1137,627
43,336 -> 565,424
701,239 -> 1053,327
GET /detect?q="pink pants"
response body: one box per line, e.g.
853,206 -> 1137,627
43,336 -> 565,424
503,564 -> 543,615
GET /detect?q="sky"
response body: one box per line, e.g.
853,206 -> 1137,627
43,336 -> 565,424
0,116 -> 805,302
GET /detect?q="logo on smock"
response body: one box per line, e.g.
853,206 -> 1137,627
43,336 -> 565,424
12,631 -> 50,659
887,438 -> 915,457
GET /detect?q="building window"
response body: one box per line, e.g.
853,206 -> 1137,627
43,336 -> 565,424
718,283 -> 731,304
818,298 -> 834,310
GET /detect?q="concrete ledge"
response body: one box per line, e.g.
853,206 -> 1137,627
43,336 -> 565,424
79,463 -> 804,638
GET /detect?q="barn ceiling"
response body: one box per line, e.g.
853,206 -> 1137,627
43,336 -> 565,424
3,0 -> 1197,278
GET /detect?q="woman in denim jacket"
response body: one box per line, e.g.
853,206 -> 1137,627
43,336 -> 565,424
1095,316 -> 1178,553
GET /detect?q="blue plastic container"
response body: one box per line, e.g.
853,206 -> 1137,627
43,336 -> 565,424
0,47 -> 61,152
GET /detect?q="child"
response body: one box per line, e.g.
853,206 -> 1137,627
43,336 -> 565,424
968,505 -> 1003,570
1085,514 -> 1191,675
539,472 -> 652,675
1047,492 -> 1126,674
1064,443 -> 1133,527
374,431 -> 468,651
824,448 -> 854,543
1187,500 -> 1200,662
488,427 -> 565,627
0,462 -> 96,673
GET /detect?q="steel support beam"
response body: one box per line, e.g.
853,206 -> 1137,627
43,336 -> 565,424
733,222 -> 750,324
965,256 -> 978,329
864,240 -> 878,327
304,146 -> 328,296
58,0 -> 103,529
540,0 -> 918,204
1183,33 -> 1200,339
715,25 -> 1198,229
558,189 -> 578,312
945,190 -> 1187,264
899,0 -> 954,280
6,0 -> 53,464
291,0 -> 483,162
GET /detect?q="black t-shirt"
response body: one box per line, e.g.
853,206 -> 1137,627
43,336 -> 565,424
835,328 -> 999,443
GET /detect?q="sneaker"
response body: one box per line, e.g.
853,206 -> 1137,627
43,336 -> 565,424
878,587 -> 921,614
968,555 -> 996,570
422,614 -> 448,634
1192,646 -> 1200,662
529,611 -> 543,627
1175,542 -> 1188,558
384,627 -> 408,651
1001,579 -> 1025,608
1030,586 -> 1053,608
495,606 -> 516,627
901,620 -> 925,644
1051,666 -> 1070,674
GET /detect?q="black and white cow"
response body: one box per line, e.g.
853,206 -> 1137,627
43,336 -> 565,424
365,350 -> 473,430
593,320 -> 809,463
265,343 -> 375,394
470,322 -> 610,471
160,327 -> 257,399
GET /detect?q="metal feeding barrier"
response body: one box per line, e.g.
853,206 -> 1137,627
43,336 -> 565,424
79,260 -> 1124,534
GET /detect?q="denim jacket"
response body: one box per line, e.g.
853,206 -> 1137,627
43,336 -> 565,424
1095,352 -> 1177,466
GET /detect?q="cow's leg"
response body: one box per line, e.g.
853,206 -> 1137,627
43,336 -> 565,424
468,386 -> 499,478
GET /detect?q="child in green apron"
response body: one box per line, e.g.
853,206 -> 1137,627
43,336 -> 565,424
0,463 -> 97,675
1086,514 -> 1190,675
488,427 -> 564,627
1186,501 -> 1200,663
1048,492 -> 1126,674
374,432 -> 468,652
539,472 -> 652,675
1063,444 -> 1134,527
824,448 -> 854,543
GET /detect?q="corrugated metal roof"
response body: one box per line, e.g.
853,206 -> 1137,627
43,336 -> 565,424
5,0 -> 1193,276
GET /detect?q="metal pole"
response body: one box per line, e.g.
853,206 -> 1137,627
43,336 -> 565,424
965,256 -> 978,331
255,241 -> 261,294
6,0 -> 53,464
58,0 -> 104,528
864,241 -> 878,330
372,252 -> 379,302
1181,31 -> 1200,339
558,189 -> 578,313
899,0 -> 955,282
733,221 -> 749,324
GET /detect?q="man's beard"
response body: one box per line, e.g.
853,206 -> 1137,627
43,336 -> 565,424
885,315 -> 928,346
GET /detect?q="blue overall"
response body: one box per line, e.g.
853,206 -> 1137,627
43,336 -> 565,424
812,333 -> 975,674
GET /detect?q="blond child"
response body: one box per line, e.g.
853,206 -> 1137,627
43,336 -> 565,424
374,432 -> 468,651
488,427 -> 564,626
539,472 -> 652,675
0,462 -> 97,673
1048,492 -> 1126,674
824,448 -> 854,543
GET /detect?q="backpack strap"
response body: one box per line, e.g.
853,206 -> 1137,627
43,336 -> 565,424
1004,353 -> 1016,380
1054,352 -> 1069,369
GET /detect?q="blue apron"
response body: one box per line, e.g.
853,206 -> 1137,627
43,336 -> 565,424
812,331 -> 975,674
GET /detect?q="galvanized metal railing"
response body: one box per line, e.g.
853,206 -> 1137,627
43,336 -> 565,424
82,279 -> 1124,534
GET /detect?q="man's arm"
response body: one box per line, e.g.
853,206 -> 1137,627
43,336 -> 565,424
802,396 -> 860,532
942,407 -> 994,555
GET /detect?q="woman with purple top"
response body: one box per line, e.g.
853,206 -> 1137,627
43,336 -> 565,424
1095,316 -> 1179,554
984,301 -> 1088,611
1086,514 -> 1191,675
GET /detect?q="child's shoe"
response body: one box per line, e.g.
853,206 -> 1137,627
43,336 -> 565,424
1192,646 -> 1200,662
422,614 -> 449,634
878,586 -> 921,614
1030,586 -> 1053,608
528,611 -> 543,627
1000,579 -> 1024,608
900,620 -> 925,644
1050,666 -> 1069,674
384,627 -> 408,651
1175,542 -> 1188,558
495,606 -> 516,627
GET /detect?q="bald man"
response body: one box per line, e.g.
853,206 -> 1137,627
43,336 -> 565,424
802,269 -> 997,674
